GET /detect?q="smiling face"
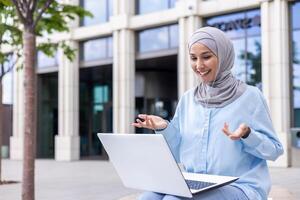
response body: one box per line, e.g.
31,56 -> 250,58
189,43 -> 219,84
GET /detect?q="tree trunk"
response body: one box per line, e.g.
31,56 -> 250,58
0,80 -> 2,183
22,29 -> 36,200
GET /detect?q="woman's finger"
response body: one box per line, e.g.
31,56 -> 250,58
131,122 -> 142,128
138,114 -> 147,120
229,135 -> 241,140
149,118 -> 156,130
145,116 -> 151,127
222,124 -> 232,136
136,119 -> 146,127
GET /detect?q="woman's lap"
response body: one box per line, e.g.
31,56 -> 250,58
138,185 -> 249,200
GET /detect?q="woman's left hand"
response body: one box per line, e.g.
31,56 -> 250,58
222,122 -> 250,140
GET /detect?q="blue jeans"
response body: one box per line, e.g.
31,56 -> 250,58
138,185 -> 249,200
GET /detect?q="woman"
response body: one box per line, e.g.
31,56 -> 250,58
132,27 -> 283,200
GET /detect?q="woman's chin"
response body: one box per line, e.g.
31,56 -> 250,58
197,76 -> 211,84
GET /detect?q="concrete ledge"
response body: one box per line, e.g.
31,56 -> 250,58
119,193 -> 140,200
119,185 -> 295,200
269,185 -> 295,200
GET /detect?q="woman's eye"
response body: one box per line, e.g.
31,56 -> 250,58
190,57 -> 197,61
203,56 -> 211,60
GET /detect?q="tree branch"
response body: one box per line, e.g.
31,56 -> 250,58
24,0 -> 31,16
1,54 -> 20,78
33,0 -> 54,29
11,0 -> 27,24
29,0 -> 37,14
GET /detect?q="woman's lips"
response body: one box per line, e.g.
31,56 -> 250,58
197,69 -> 211,76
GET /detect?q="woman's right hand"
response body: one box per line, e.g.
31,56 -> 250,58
131,114 -> 168,131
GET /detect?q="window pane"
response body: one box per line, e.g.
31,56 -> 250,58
107,36 -> 113,58
2,55 -> 14,104
2,70 -> 13,104
293,30 -> 300,109
82,38 -> 107,61
108,0 -> 113,18
292,3 -> 300,127
138,27 -> 169,52
81,0 -> 111,26
205,9 -> 262,89
37,51 -> 58,68
245,10 -> 261,36
169,0 -> 177,8
246,36 -> 262,88
231,39 -> 246,82
292,2 -> 300,29
205,12 -> 246,39
138,0 -> 168,14
170,24 -> 179,48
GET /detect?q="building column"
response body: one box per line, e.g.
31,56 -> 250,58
111,0 -> 135,133
260,0 -> 291,167
10,64 -> 24,160
176,0 -> 202,97
112,30 -> 135,133
55,41 -> 80,161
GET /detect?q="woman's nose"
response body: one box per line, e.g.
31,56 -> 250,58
196,60 -> 204,69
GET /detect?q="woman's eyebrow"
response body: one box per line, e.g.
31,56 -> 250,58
201,51 -> 211,55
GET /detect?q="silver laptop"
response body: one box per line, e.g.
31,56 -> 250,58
97,133 -> 238,198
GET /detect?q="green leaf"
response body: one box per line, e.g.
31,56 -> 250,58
0,0 -> 13,6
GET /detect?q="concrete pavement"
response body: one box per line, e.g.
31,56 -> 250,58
0,160 -> 299,200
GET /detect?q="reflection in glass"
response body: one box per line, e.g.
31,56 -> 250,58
245,10 -> 261,37
293,30 -> 300,126
170,24 -> 179,48
205,9 -> 260,39
135,68 -> 178,134
138,25 -> 178,53
81,37 -> 113,61
2,56 -> 14,104
107,36 -> 113,58
37,51 -> 58,68
80,0 -> 112,26
205,9 -> 261,88
139,27 -> 168,52
137,0 -> 176,14
80,66 -> 112,158
206,12 -> 245,39
2,71 -> 13,105
231,39 -> 246,81
245,36 -> 262,88
292,2 -> 300,29
292,2 -> 300,127
37,73 -> 58,158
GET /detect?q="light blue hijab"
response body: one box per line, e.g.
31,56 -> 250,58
188,26 -> 247,108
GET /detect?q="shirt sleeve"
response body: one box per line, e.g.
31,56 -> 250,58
241,91 -> 284,161
155,99 -> 182,162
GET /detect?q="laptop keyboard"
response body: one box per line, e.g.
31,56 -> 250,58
185,179 -> 216,190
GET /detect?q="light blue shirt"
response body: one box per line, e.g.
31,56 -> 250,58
156,85 -> 284,200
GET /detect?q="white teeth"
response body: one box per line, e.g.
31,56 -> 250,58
199,70 -> 210,76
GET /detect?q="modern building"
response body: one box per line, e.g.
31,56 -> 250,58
3,0 -> 300,167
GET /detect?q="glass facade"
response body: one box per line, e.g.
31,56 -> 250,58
37,73 -> 58,158
137,24 -> 178,53
37,51 -> 58,68
205,9 -> 262,89
80,36 -> 113,62
80,66 -> 112,158
80,0 -> 112,26
135,55 -> 178,133
1,56 -> 14,149
2,56 -> 14,104
292,2 -> 300,127
136,0 -> 177,14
